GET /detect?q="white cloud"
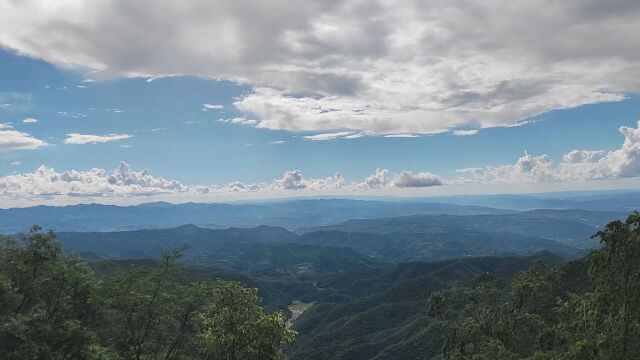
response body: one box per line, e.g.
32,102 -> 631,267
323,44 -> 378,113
383,134 -> 419,138
11,161 -> 22,166
453,129 -> 479,136
302,131 -> 357,141
0,129 -> 47,151
563,150 -> 606,164
459,120 -> 640,183
202,103 -> 224,111
64,133 -> 134,145
57,112 -> 87,119
0,162 -> 187,198
1,1 -> 637,136
217,117 -> 259,126
269,140 -> 287,145
275,170 -> 306,190
391,171 -> 443,188
0,162 -> 444,200
364,168 -> 390,189
22,118 -> 38,123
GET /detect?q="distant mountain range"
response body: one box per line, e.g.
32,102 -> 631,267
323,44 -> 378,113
52,207 -> 614,272
417,190 -> 640,211
300,209 -> 625,249
0,199 -> 513,233
2,190 -> 637,234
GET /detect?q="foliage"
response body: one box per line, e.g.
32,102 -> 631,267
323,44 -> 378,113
287,253 -> 561,360
193,281 -> 295,360
0,227 -> 295,360
429,212 -> 640,360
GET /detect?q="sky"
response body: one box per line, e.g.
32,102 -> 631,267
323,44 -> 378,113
1,0 -> 640,207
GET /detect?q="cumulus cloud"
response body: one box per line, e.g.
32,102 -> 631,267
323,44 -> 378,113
276,170 -> 306,190
0,1 -> 637,135
0,162 -> 187,198
0,162 -> 444,200
391,171 -> 443,188
0,128 -> 47,151
64,133 -> 134,145
563,150 -> 606,164
459,120 -> 640,183
364,168 -> 390,189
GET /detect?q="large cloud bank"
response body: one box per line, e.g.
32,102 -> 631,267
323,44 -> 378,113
0,162 -> 443,200
1,1 -> 638,135
459,121 -> 640,183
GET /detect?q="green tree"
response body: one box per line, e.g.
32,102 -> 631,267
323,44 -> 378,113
429,212 -> 640,360
1,227 -> 297,359
588,211 -> 640,358
193,281 -> 296,360
0,225 -> 98,359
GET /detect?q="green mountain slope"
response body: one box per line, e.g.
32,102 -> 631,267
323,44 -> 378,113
287,252 -> 565,360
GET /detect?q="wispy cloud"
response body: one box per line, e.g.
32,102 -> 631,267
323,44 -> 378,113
64,133 -> 133,145
302,132 -> 357,141
202,103 -> 224,111
452,129 -> 478,136
0,127 -> 47,151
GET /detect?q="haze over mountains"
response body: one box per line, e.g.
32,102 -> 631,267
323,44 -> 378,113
1,190 -> 635,234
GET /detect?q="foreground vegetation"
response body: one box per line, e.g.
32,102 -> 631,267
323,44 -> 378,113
428,212 -> 640,359
0,226 -> 295,359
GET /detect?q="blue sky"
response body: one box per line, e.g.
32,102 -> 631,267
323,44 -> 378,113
1,1 -> 640,206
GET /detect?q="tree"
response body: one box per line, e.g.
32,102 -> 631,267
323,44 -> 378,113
0,227 -> 297,359
192,281 -> 296,360
429,212 -> 640,360
588,211 -> 640,358
0,226 -> 98,359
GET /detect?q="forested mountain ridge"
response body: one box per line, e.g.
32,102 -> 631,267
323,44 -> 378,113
300,210 -> 625,249
53,219 -> 588,273
287,252 -> 565,360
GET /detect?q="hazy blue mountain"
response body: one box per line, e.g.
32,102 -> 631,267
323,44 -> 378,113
419,190 -> 640,211
0,199 -> 513,233
301,209 -> 625,249
56,225 -> 382,275
55,217 -> 587,274
297,229 -> 586,261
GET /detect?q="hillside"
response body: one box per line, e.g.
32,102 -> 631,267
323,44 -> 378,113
287,252 -> 565,360
297,229 -> 586,261
57,225 -> 382,275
